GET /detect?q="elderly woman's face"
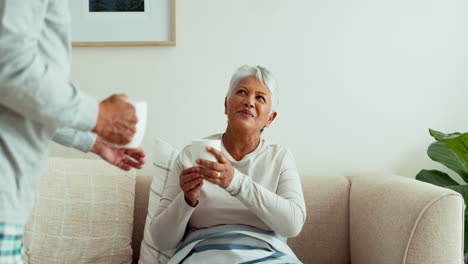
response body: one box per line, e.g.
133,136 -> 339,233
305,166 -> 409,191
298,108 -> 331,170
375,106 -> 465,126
225,75 -> 277,133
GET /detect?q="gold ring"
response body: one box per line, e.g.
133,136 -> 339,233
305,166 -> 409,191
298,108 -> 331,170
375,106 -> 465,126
217,172 -> 221,178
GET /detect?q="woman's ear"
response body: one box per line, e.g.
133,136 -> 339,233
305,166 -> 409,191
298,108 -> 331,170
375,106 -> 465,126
264,112 -> 277,127
224,97 -> 228,115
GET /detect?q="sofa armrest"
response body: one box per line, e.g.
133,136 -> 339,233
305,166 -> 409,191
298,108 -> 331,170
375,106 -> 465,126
348,172 -> 464,264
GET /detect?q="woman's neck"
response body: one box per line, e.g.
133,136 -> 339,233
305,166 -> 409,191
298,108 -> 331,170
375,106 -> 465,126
223,126 -> 260,161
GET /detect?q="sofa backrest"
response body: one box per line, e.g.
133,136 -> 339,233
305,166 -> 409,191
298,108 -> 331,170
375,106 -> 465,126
287,175 -> 351,263
132,174 -> 351,264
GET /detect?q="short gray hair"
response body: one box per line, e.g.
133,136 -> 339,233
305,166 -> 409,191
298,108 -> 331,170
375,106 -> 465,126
226,65 -> 279,112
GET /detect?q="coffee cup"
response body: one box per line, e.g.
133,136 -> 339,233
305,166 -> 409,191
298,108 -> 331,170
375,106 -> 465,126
191,139 -> 221,167
123,101 -> 147,148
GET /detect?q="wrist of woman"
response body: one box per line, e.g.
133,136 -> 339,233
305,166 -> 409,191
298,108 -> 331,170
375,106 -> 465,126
184,196 -> 198,207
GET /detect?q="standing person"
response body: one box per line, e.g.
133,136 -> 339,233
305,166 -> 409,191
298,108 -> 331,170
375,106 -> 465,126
0,1 -> 143,263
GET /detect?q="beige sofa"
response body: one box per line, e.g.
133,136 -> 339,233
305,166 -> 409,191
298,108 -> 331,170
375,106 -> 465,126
132,172 -> 464,264
24,158 -> 464,264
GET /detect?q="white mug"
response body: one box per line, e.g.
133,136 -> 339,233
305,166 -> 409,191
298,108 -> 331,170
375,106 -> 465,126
191,139 -> 221,167
123,101 -> 147,148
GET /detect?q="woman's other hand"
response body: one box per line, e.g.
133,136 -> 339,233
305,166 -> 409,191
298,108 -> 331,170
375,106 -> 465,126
196,147 -> 234,189
180,167 -> 203,207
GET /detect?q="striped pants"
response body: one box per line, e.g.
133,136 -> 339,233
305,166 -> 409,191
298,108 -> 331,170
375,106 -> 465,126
0,223 -> 24,264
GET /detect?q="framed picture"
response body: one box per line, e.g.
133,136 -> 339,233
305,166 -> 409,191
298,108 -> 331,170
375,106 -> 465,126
69,0 -> 175,46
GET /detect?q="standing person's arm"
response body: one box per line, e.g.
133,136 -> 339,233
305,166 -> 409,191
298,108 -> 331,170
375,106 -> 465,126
53,128 -> 97,153
53,129 -> 145,171
0,1 -> 98,131
0,1 -> 136,145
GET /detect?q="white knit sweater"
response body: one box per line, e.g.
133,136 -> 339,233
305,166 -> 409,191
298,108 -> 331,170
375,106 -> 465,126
151,134 -> 306,251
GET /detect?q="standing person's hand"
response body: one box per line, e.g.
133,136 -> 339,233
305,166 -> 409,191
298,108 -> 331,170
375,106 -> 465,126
93,94 -> 137,145
91,136 -> 145,171
179,167 -> 204,207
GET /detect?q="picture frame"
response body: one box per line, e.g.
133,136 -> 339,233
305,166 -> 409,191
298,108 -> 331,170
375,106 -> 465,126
69,0 -> 176,46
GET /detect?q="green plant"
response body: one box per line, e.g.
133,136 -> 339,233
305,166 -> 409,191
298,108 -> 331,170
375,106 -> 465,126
416,129 -> 468,262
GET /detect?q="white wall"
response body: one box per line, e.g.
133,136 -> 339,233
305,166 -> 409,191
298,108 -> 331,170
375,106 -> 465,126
51,0 -> 468,179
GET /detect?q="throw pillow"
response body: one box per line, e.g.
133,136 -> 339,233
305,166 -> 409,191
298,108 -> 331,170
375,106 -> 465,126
23,157 -> 136,264
138,138 -> 179,264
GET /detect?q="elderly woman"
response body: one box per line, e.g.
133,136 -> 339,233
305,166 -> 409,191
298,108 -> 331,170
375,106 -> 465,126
151,65 -> 306,263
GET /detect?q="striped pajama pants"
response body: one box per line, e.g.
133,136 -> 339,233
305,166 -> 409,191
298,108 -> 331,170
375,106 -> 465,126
0,223 -> 24,264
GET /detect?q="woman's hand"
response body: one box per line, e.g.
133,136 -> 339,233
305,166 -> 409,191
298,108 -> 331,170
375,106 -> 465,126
91,137 -> 145,171
180,167 -> 204,207
196,147 -> 234,189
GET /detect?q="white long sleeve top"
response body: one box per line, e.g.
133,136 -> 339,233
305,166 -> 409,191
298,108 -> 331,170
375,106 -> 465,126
150,134 -> 306,251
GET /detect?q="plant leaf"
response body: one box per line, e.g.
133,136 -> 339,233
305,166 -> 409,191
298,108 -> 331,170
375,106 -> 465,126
427,141 -> 468,183
416,169 -> 459,187
430,128 -> 468,164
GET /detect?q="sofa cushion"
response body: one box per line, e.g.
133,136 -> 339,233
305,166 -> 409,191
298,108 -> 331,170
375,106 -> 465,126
138,138 -> 179,264
23,157 -> 136,264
